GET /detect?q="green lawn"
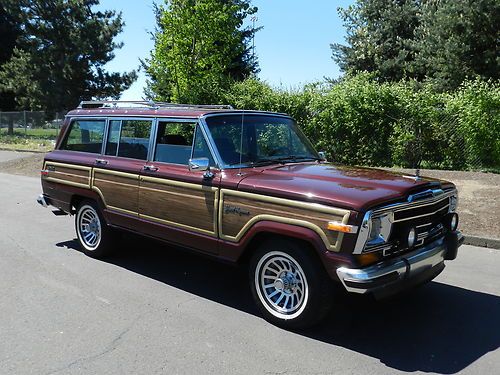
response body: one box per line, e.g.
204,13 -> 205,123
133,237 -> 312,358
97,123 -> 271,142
0,128 -> 58,151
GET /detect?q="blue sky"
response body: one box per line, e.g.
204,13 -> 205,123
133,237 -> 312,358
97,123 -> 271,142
97,0 -> 353,100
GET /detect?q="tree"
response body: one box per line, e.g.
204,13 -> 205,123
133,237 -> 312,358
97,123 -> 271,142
143,0 -> 260,104
0,0 -> 137,116
414,0 -> 499,91
331,0 -> 500,91
0,3 -> 19,112
331,0 -> 422,82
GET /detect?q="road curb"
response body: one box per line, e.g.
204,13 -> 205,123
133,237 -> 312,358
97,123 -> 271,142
463,235 -> 500,250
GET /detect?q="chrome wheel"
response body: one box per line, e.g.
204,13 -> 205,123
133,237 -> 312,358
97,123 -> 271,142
77,205 -> 101,251
254,251 -> 309,319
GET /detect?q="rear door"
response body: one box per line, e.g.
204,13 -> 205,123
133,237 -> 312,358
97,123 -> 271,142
93,118 -> 154,221
138,119 -> 220,254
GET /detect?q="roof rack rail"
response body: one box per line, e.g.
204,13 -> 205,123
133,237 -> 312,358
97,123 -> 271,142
77,100 -> 234,110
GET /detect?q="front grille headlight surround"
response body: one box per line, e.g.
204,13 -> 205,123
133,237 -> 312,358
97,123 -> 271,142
354,211 -> 394,254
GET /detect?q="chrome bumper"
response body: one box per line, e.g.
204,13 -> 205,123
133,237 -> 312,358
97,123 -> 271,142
337,233 -> 463,294
37,194 -> 48,208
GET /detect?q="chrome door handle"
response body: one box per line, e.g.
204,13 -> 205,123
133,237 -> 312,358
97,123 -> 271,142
143,165 -> 159,172
95,159 -> 108,165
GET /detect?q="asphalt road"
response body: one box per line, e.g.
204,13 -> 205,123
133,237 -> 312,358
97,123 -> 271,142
0,172 -> 499,375
0,150 -> 34,163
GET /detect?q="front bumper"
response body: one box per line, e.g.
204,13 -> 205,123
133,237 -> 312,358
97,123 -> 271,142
336,231 -> 463,296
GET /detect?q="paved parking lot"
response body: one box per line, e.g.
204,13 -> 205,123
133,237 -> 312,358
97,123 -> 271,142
0,172 -> 499,374
0,150 -> 34,163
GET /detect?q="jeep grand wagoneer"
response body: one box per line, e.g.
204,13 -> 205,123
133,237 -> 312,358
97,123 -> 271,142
38,101 -> 463,328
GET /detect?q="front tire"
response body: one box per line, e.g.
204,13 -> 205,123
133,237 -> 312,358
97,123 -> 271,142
249,239 -> 335,329
75,200 -> 114,258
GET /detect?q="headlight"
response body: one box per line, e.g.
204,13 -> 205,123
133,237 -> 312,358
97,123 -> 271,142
407,227 -> 417,248
366,213 -> 393,247
449,194 -> 458,212
444,212 -> 459,231
354,211 -> 394,254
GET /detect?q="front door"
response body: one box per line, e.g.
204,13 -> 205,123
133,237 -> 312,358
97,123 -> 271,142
138,120 -> 220,254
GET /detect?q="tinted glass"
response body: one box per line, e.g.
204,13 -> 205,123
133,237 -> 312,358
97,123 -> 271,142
192,125 -> 215,166
117,120 -> 152,160
154,122 -> 195,165
105,120 -> 121,156
61,119 -> 105,153
205,115 -> 318,166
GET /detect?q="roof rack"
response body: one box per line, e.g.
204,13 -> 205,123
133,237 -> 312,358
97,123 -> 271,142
77,100 -> 233,110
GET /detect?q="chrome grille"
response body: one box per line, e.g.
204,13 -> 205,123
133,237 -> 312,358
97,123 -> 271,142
393,198 -> 449,222
355,189 -> 457,255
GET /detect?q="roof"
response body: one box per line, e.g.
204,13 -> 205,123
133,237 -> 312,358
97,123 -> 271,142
65,100 -> 289,118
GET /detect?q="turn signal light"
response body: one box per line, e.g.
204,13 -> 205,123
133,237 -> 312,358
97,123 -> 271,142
327,221 -> 358,234
40,169 -> 49,176
356,252 -> 381,266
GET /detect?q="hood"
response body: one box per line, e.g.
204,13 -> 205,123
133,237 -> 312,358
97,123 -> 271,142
237,163 -> 454,212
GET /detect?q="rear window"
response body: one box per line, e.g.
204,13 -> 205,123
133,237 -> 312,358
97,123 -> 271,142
105,119 -> 152,160
61,119 -> 105,153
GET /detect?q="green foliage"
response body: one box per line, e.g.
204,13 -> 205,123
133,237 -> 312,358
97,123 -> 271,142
0,3 -> 19,110
332,0 -> 500,91
225,74 -> 500,170
414,0 -> 500,92
306,75 -> 399,166
331,0 -> 422,82
0,0 -> 137,116
144,0 -> 259,104
446,79 -> 500,169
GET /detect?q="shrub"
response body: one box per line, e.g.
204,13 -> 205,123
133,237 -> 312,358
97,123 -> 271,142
224,75 -> 500,170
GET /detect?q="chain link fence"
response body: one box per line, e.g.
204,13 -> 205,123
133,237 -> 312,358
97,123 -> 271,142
0,111 -> 65,139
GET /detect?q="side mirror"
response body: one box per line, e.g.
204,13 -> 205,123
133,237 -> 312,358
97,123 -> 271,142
189,157 -> 210,172
318,151 -> 327,161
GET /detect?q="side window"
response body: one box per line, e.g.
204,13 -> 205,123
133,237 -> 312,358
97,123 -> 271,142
154,122 -> 195,165
192,125 -> 216,166
105,119 -> 152,160
105,120 -> 121,156
61,119 -> 105,153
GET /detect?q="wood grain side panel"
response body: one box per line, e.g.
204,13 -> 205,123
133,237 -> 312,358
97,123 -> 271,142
92,169 -> 139,213
219,190 -> 350,251
43,162 -> 91,188
139,180 -> 217,235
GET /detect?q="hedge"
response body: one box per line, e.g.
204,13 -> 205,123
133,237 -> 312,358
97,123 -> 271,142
223,74 -> 500,171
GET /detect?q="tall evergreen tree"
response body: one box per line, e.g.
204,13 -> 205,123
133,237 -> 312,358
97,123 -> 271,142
331,0 -> 499,90
143,0 -> 260,104
0,3 -> 19,111
331,0 -> 422,82
0,0 -> 137,116
414,0 -> 499,91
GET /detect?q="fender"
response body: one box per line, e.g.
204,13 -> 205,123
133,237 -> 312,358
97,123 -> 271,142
42,179 -> 106,216
218,220 -> 355,278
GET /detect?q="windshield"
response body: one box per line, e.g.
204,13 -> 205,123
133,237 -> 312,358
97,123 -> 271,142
205,114 -> 319,167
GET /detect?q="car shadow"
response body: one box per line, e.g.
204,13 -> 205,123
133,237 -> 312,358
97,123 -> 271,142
56,235 -> 500,374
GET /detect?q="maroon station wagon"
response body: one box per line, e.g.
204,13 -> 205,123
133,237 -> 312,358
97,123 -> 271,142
37,101 -> 463,328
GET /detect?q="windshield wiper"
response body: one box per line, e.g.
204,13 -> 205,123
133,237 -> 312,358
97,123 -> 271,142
227,156 -> 321,167
273,155 -> 321,163
250,156 -> 320,167
249,158 -> 281,167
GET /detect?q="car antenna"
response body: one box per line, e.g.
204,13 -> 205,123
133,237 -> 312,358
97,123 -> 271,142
237,111 -> 245,176
415,125 -> 422,180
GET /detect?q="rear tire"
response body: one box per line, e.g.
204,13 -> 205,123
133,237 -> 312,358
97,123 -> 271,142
249,239 -> 335,329
75,200 -> 114,258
